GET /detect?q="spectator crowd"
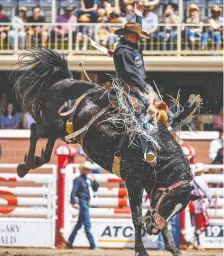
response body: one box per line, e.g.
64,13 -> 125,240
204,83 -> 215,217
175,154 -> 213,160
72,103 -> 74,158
0,1 -> 223,51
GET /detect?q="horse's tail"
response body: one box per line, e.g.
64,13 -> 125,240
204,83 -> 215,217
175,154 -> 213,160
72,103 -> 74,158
11,48 -> 72,120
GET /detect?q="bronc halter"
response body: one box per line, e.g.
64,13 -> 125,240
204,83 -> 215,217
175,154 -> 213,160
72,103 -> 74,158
147,180 -> 190,235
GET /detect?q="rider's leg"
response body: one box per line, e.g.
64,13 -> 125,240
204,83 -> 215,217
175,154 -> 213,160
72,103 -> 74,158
131,87 -> 150,107
126,177 -> 149,256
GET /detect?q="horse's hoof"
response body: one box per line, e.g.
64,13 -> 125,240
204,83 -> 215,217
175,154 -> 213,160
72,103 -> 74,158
174,250 -> 182,256
170,249 -> 182,256
17,164 -> 30,178
135,251 -> 149,256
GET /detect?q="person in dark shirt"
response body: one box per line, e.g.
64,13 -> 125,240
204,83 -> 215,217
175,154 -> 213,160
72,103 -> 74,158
66,161 -> 99,249
0,4 -> 11,47
78,0 -> 98,22
26,6 -> 47,47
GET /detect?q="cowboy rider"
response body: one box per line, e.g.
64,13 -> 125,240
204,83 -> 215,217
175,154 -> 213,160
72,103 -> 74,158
112,3 -> 201,167
113,3 -> 158,166
113,3 -> 149,99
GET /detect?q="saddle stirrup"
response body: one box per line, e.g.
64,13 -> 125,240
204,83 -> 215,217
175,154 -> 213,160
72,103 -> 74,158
144,151 -> 157,167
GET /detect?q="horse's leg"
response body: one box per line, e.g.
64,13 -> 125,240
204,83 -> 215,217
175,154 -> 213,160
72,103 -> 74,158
161,227 -> 181,256
126,179 -> 149,256
34,138 -> 56,166
17,123 -> 39,177
17,124 -> 56,178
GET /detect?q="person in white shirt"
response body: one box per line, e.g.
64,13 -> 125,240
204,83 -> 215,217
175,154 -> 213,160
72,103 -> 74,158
8,6 -> 27,49
142,2 -> 158,36
188,163 -> 211,247
22,113 -> 36,129
208,127 -> 223,163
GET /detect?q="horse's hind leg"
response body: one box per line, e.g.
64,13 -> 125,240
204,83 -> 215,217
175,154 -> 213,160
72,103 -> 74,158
126,178 -> 149,256
161,227 -> 181,256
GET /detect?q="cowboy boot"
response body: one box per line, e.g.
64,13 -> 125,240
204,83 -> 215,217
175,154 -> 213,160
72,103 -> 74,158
140,136 -> 157,167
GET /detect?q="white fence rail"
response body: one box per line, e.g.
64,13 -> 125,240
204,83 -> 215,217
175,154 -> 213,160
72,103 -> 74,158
0,164 -> 57,247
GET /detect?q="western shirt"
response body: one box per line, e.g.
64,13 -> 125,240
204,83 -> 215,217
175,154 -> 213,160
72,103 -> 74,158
71,174 -> 99,204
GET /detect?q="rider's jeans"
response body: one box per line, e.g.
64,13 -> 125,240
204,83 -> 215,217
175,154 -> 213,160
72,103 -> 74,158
68,199 -> 96,248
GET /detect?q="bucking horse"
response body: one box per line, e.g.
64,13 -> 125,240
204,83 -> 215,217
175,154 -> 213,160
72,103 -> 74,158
12,48 -> 200,256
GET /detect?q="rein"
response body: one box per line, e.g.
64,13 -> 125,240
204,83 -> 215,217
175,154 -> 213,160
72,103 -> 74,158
58,88 -> 99,117
148,180 -> 189,233
58,88 -> 111,143
65,104 -> 111,142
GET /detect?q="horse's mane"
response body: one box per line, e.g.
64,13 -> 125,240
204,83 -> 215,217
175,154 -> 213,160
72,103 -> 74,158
11,48 -> 73,121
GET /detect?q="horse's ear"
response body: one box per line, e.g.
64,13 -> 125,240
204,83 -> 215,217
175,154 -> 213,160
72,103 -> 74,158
189,194 -> 200,201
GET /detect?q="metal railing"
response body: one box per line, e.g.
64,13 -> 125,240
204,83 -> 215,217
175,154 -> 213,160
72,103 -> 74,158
0,23 -> 223,56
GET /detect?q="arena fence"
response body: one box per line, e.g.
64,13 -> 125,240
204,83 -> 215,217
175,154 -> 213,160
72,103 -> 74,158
0,145 -> 223,248
0,23 -> 223,56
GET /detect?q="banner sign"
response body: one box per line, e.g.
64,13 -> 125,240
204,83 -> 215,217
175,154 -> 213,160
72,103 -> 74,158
200,223 -> 224,248
65,219 -> 158,248
0,219 -> 55,247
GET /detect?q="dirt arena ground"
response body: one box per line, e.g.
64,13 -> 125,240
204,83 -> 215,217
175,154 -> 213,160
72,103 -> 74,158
0,248 -> 223,256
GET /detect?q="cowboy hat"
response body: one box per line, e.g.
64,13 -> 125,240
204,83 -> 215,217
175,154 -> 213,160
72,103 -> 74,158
193,162 -> 208,174
80,161 -> 95,170
188,4 -> 200,12
143,0 -> 158,6
114,23 -> 150,39
19,6 -> 27,12
211,5 -> 222,12
64,4 -> 75,11
79,15 -> 90,22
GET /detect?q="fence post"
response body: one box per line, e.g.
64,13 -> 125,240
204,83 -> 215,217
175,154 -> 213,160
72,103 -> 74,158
55,145 -> 75,247
180,209 -> 187,248
177,24 -> 182,56
55,145 -> 69,247
68,24 -> 73,55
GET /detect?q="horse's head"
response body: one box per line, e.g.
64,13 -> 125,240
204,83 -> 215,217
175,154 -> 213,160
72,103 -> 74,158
145,180 -> 199,235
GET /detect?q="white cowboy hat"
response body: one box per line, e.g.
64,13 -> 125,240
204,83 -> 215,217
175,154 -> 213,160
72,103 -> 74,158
80,161 -> 95,170
188,4 -> 200,12
193,162 -> 207,174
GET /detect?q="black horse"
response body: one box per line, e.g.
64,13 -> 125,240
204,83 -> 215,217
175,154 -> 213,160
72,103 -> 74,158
12,48 -> 199,256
